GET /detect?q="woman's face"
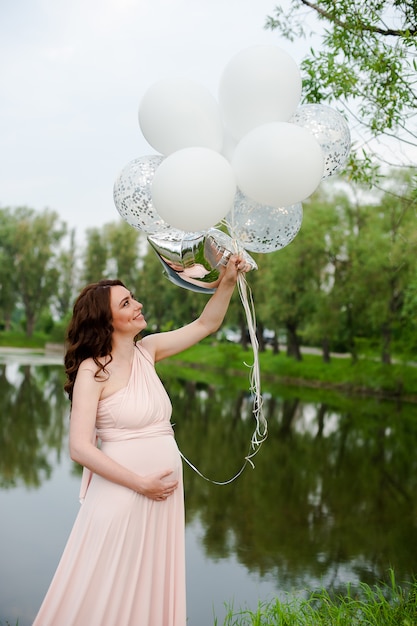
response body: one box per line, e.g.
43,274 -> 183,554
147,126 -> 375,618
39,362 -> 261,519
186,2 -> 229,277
109,285 -> 147,336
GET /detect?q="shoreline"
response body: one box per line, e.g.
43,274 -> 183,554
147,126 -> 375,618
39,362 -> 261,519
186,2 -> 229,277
2,346 -> 416,404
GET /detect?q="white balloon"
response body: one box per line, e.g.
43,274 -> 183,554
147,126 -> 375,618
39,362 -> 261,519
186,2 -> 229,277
139,78 -> 224,155
232,122 -> 324,208
151,147 -> 236,232
219,45 -> 302,140
290,104 -> 351,178
221,130 -> 237,162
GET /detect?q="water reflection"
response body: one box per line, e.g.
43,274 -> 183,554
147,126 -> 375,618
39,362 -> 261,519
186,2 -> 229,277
0,358 -> 416,625
0,362 -> 69,489
162,373 -> 417,594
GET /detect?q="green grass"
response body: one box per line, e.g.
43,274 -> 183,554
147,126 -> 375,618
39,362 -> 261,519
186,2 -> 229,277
217,571 -> 417,625
0,330 -> 47,349
3,573 -> 416,626
160,341 -> 417,401
2,330 -> 417,400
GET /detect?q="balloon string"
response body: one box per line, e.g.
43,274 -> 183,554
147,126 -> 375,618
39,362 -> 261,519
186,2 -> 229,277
237,272 -> 268,445
231,228 -> 268,448
178,254 -> 268,485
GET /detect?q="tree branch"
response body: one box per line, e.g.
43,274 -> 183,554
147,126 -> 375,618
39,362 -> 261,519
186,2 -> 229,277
300,0 -> 417,37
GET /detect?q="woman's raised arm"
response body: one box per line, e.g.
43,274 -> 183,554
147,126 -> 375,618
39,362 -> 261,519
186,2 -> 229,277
141,254 -> 250,363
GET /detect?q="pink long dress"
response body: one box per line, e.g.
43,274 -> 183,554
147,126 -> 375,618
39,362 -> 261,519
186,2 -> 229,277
33,343 -> 186,626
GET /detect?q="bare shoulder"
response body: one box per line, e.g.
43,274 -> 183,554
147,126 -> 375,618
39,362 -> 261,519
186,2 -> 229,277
73,358 -> 108,403
78,356 -> 99,372
77,356 -> 110,380
78,357 -> 96,372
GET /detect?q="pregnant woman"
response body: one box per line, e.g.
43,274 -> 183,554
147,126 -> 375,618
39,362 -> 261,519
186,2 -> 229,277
33,254 -> 248,626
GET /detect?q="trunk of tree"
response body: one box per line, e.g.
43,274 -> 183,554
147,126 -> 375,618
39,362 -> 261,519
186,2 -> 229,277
381,322 -> 392,365
381,283 -> 401,365
239,317 -> 248,351
315,403 -> 328,439
322,336 -> 331,363
346,307 -> 358,364
272,333 -> 280,355
256,321 -> 265,353
286,322 -> 302,361
26,313 -> 35,338
279,398 -> 299,438
4,313 -> 12,331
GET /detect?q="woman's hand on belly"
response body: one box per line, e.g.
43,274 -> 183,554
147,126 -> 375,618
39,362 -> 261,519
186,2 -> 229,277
138,469 -> 179,501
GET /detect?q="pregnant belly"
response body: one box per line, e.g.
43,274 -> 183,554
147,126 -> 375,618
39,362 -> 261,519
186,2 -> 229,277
101,434 -> 182,482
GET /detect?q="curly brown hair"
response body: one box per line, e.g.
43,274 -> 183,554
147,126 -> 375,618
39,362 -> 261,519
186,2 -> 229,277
64,279 -> 126,401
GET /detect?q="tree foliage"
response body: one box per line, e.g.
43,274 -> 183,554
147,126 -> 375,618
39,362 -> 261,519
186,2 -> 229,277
103,220 -> 143,289
254,171 -> 417,363
265,0 -> 417,181
0,207 -> 67,336
54,228 -> 78,319
1,177 -> 417,365
82,227 -> 108,284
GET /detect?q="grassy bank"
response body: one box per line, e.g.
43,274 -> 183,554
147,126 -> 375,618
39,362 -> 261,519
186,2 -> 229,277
2,332 -> 417,400
217,571 -> 417,625
0,331 -> 47,349
160,341 -> 417,402
2,573 -> 416,626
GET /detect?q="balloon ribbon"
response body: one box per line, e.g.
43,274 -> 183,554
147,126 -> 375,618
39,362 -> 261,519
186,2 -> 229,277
179,271 -> 268,485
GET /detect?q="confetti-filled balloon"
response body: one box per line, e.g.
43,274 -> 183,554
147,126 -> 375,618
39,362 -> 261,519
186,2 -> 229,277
290,104 -> 351,178
113,155 -> 171,234
227,190 -> 303,254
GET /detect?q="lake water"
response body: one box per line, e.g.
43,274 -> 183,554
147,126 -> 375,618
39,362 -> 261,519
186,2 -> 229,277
1,351 -> 417,625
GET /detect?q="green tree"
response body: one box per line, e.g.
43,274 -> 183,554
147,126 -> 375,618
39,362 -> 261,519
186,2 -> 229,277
402,275 -> 417,358
0,208 -> 16,330
0,207 -> 67,336
299,194 -> 347,361
258,178 -> 417,363
103,220 -> 143,288
256,244 -> 309,361
82,227 -> 108,284
54,227 -> 78,318
350,172 -> 417,363
327,196 -> 367,361
256,195 -> 341,360
266,0 -> 417,182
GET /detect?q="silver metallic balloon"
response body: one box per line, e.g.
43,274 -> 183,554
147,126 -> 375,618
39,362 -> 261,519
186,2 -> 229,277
227,190 -> 303,254
290,104 -> 351,178
147,228 -> 257,293
113,155 -> 171,234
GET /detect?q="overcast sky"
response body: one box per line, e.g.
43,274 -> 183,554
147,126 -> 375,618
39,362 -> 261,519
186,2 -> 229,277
2,0 -> 416,242
1,0 -> 313,237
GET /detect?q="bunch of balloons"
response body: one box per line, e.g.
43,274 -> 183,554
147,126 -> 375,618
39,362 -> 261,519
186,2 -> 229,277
113,45 -> 351,290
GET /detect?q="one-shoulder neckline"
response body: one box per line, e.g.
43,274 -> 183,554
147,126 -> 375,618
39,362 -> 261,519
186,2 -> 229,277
99,345 -> 138,403
98,343 -> 155,403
